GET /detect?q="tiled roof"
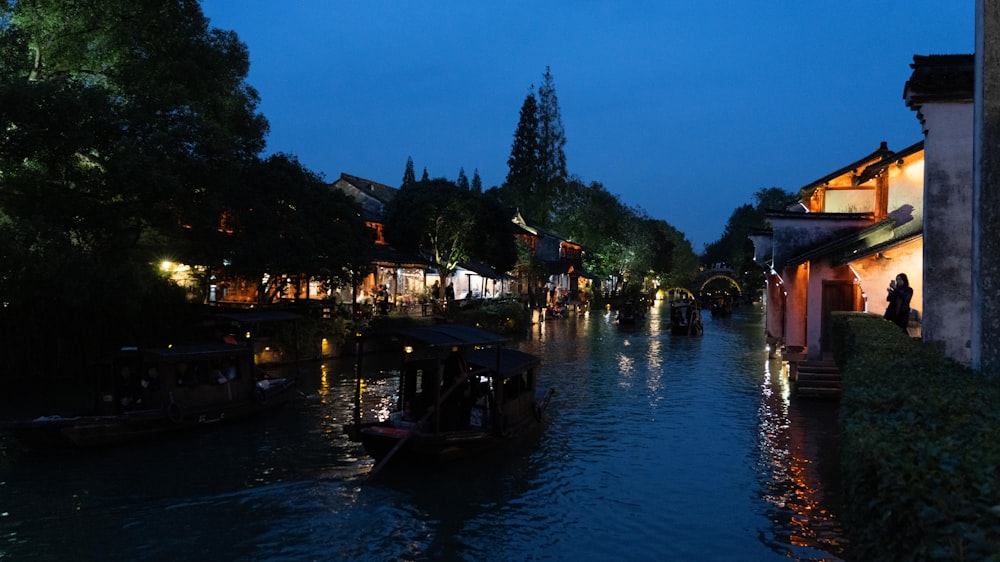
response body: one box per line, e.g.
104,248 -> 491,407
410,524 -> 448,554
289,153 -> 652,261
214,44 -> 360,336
904,54 -> 974,106
854,141 -> 924,185
785,218 -> 897,267
797,143 -> 893,200
335,173 -> 398,205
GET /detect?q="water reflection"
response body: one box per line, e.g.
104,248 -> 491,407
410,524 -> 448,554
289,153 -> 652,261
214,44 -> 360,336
756,351 -> 845,559
0,303 -> 844,560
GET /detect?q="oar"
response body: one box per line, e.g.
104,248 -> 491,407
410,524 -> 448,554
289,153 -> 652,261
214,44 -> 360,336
363,368 -> 482,485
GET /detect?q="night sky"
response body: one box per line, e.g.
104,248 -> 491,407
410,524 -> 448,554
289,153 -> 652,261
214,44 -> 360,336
200,1 -> 973,250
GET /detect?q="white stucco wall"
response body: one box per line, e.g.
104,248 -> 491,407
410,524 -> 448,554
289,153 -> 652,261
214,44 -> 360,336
920,102 -> 974,365
825,189 -> 875,213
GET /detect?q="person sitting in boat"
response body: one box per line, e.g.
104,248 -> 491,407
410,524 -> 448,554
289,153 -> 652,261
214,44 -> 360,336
139,367 -> 161,408
389,402 -> 417,429
118,365 -> 142,411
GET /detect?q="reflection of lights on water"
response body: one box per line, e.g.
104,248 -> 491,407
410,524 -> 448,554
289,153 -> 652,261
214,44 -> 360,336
617,353 -> 634,380
318,363 -> 330,396
758,352 -> 843,554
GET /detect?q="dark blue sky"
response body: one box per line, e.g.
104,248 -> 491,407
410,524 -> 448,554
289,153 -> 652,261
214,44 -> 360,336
201,1 -> 973,250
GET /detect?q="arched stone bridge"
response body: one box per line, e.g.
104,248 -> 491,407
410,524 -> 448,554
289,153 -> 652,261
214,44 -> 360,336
694,266 -> 744,297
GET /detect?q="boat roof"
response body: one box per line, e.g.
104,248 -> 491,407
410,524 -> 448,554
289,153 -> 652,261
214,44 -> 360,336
467,348 -> 540,379
121,343 -> 251,361
396,324 -> 510,348
208,310 -> 303,323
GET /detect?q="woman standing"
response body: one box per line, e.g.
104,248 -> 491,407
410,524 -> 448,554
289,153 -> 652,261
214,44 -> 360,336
884,273 -> 913,333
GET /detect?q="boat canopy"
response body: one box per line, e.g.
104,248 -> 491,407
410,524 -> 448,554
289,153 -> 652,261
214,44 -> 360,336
395,324 -> 509,348
129,342 -> 251,361
467,348 -> 539,380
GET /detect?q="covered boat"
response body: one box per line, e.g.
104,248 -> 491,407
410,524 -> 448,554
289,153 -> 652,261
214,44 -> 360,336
344,324 -> 554,472
0,343 -> 297,448
669,300 -> 704,336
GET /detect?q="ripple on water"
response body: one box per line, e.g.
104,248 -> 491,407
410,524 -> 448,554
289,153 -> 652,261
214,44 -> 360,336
0,305 -> 843,561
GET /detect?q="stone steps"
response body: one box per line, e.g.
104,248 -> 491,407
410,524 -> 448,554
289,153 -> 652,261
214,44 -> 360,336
794,359 -> 842,398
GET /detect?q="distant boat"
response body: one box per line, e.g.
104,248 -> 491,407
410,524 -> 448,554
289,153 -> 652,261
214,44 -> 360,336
344,324 -> 554,475
669,301 -> 704,336
0,343 -> 297,448
710,299 -> 733,317
616,299 -> 646,325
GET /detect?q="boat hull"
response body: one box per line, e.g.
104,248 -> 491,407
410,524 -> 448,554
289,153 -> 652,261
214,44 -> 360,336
1,378 -> 296,448
353,387 -> 554,466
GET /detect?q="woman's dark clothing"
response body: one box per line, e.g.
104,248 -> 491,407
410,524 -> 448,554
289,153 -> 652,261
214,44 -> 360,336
885,286 -> 913,332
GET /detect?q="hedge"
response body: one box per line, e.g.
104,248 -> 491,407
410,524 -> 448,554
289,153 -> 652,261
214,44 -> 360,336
832,312 -> 1000,560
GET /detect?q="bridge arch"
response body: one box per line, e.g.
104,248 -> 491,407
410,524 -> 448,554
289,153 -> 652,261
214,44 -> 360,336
699,275 -> 742,296
660,287 -> 695,300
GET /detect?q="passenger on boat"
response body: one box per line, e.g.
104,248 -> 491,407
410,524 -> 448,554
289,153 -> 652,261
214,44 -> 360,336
140,367 -> 161,407
390,403 -> 417,429
118,365 -> 142,411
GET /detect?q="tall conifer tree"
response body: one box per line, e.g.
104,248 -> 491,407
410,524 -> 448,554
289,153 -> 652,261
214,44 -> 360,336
505,87 -> 541,223
402,156 -> 416,188
457,166 -> 469,189
471,169 -> 482,192
537,66 -> 568,225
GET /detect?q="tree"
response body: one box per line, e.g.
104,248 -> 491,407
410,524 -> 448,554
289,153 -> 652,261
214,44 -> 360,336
0,0 -> 268,377
553,179 -> 636,291
703,186 -> 797,297
651,220 -> 699,290
401,156 -> 416,188
457,167 -> 469,189
504,87 -> 541,221
471,169 -> 482,192
537,66 -> 568,219
502,67 -> 569,228
221,154 -> 366,304
383,178 -> 516,298
551,179 -> 696,294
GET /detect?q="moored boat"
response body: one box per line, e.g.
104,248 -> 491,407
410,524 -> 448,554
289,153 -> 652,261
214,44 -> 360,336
0,342 -> 297,448
344,324 -> 554,473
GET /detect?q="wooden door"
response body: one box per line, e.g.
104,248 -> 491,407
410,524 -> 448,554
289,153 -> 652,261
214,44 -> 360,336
821,281 -> 858,353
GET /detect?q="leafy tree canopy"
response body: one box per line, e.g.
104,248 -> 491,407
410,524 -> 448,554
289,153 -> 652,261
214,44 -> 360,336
0,0 -> 334,377
220,154 -> 367,304
383,177 -> 516,289
703,186 -> 797,296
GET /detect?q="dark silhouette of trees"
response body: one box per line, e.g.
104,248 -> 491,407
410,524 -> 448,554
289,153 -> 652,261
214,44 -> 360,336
504,87 -> 541,222
537,66 -> 568,222
703,187 -> 797,296
383,178 -> 515,297
0,1 -> 367,379
501,67 -> 569,229
223,154 -> 366,305
471,169 -> 482,192
402,156 -> 417,188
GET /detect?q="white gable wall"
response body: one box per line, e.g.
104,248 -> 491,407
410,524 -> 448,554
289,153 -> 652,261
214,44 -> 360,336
920,102 -> 975,364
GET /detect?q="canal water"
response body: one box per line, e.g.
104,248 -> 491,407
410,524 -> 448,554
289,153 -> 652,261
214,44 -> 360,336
0,302 -> 844,561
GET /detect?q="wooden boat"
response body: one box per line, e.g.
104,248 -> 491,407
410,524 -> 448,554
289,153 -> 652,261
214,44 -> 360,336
0,343 -> 297,448
617,299 -> 646,325
344,324 -> 554,472
669,300 -> 704,336
710,298 -> 733,317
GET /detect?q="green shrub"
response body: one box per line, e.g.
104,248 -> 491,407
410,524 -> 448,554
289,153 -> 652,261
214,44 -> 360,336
838,313 -> 1000,560
270,313 -> 353,359
453,300 -> 527,334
